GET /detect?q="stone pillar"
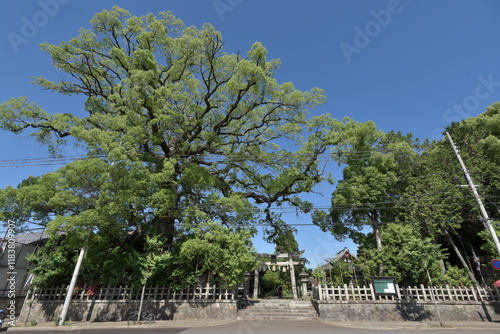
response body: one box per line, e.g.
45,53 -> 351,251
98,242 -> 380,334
300,269 -> 309,300
253,268 -> 259,299
289,255 -> 298,300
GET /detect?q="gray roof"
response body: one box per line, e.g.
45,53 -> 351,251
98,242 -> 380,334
14,230 -> 52,245
321,247 -> 357,269
1,229 -> 56,246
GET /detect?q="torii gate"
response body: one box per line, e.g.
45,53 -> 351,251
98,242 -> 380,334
253,250 -> 304,300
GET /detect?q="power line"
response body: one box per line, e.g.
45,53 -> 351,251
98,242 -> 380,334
0,148 -> 428,168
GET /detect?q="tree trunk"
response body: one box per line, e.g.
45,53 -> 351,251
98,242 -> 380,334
445,231 -> 479,287
431,238 -> 447,277
372,211 -> 384,276
157,216 -> 175,246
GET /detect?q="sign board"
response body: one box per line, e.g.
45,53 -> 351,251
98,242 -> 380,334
370,277 -> 397,296
492,259 -> 500,270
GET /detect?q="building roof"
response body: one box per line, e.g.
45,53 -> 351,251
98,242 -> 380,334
0,229 -> 61,247
321,247 -> 357,269
12,230 -> 51,245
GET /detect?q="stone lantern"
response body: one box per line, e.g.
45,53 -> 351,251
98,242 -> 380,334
299,269 -> 309,300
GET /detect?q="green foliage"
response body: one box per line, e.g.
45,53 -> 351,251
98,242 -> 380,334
261,270 -> 281,297
478,224 -> 500,257
172,223 -> 258,287
443,264 -> 472,287
369,224 -> 445,285
322,257 -> 364,287
312,266 -> 326,284
274,228 -> 299,254
314,120 -> 424,276
316,104 -> 500,285
0,7 -> 335,287
26,236 -> 75,288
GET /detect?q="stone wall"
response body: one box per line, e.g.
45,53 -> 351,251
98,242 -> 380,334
19,299 -> 238,323
0,296 -> 26,315
17,298 -> 500,323
312,300 -> 500,322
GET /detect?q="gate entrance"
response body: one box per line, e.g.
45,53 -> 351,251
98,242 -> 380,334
252,251 -> 304,300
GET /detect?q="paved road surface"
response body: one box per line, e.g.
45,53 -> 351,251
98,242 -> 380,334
8,320 -> 500,334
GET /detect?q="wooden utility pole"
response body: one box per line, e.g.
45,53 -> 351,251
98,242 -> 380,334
446,132 -> 500,258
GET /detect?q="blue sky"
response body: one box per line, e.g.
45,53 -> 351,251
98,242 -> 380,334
2,0 -> 500,268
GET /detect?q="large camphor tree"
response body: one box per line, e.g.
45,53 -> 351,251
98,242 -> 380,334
0,7 -> 335,287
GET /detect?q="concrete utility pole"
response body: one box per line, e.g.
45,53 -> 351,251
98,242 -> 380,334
58,244 -> 87,326
424,260 -> 443,327
446,132 -> 500,258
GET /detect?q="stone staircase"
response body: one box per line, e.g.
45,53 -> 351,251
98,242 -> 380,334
237,299 -> 319,320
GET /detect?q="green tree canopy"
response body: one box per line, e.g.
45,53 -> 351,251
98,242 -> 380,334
0,6 -> 331,233
0,6 -> 337,287
313,118 -> 424,275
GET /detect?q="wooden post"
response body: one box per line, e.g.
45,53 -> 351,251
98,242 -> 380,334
154,285 -> 159,300
59,284 -> 66,300
369,282 -> 376,300
445,284 -> 453,301
421,284 -> 428,301
324,283 -> 330,300
289,254 -> 298,300
395,283 -> 401,300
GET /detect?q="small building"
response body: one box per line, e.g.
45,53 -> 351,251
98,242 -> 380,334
322,247 -> 357,268
0,229 -> 54,310
321,247 -> 366,286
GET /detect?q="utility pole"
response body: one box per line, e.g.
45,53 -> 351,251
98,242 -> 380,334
424,260 -> 443,327
58,243 -> 87,326
446,132 -> 500,258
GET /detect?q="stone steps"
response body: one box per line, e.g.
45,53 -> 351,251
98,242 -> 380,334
238,299 -> 319,320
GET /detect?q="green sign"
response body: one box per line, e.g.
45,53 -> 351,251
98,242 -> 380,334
371,277 -> 397,296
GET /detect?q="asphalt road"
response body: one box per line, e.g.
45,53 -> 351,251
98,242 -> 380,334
7,320 -> 500,334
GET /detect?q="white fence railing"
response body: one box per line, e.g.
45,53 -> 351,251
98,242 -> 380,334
35,284 -> 236,301
313,283 -> 500,302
